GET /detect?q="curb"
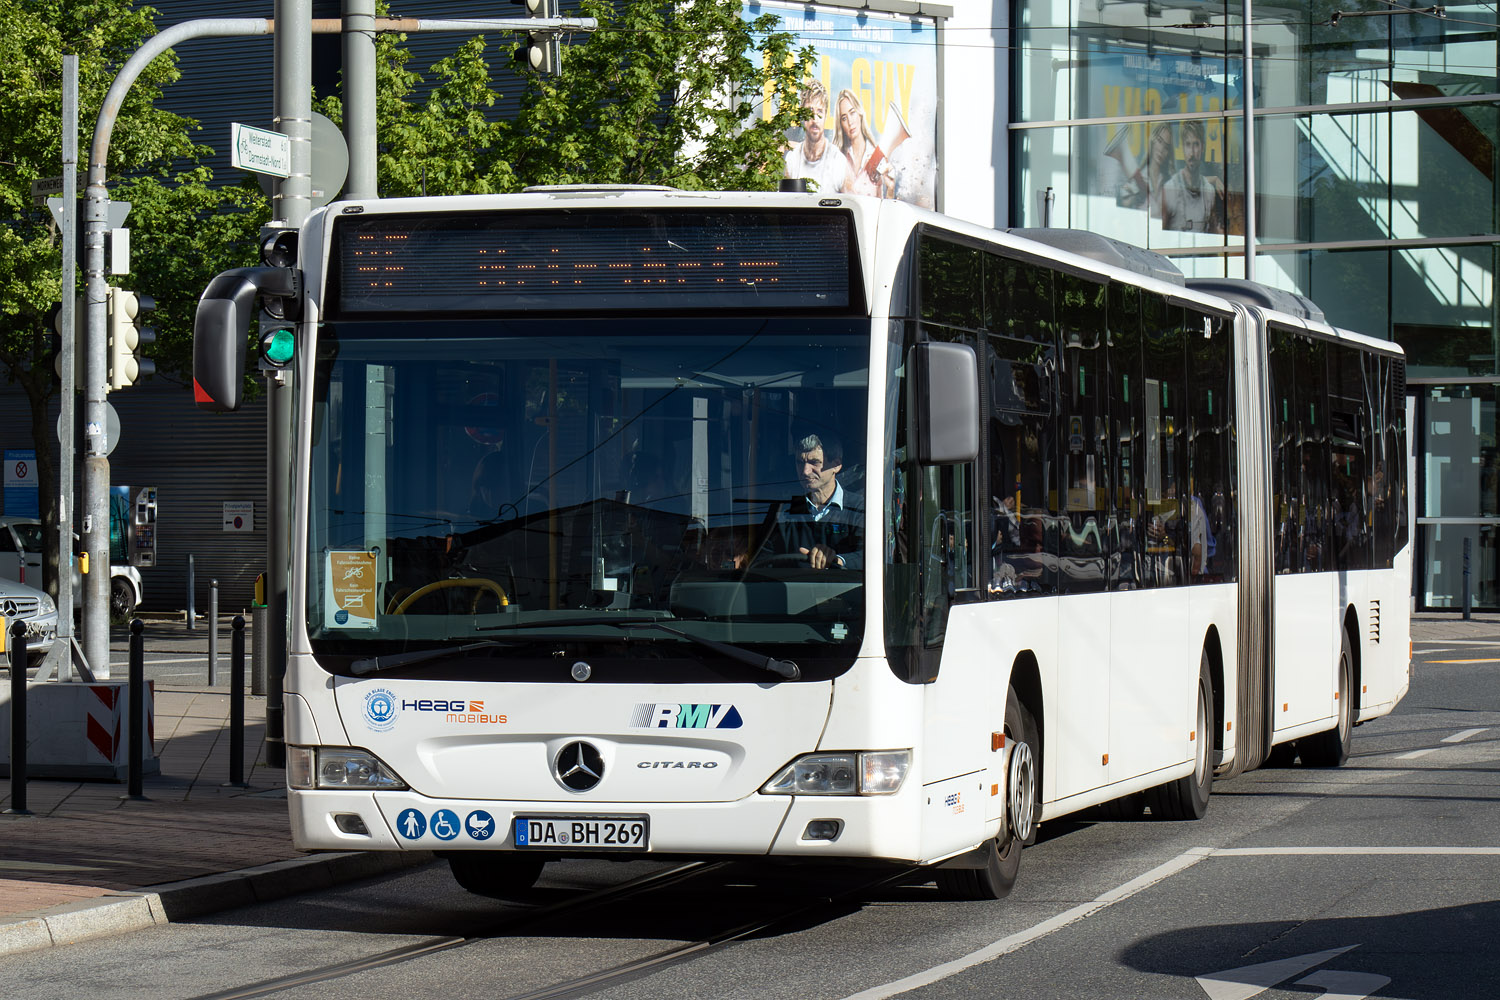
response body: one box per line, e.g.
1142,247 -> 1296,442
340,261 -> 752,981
0,850 -> 434,958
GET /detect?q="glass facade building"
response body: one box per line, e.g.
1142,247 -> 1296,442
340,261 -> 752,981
1010,2 -> 1500,608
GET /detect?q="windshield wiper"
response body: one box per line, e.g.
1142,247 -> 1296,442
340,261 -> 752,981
350,640 -> 514,676
476,615 -> 800,680
622,621 -> 800,681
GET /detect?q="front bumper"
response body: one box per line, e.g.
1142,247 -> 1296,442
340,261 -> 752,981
289,787 -> 928,863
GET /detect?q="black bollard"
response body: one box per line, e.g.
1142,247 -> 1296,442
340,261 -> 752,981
126,618 -> 147,800
6,621 -> 31,815
228,615 -> 247,787
208,579 -> 219,686
186,554 -> 196,631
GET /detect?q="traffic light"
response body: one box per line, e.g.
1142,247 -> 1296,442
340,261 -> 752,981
258,320 -> 295,371
107,288 -> 156,391
514,0 -> 560,75
258,227 -> 298,372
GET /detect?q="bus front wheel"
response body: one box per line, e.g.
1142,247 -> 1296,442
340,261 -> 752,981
937,687 -> 1037,900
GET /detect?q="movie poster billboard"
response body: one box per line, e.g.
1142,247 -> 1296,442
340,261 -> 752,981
1083,39 -> 1246,238
746,2 -> 938,209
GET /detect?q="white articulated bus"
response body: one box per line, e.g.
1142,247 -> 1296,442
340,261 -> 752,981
193,189 -> 1410,900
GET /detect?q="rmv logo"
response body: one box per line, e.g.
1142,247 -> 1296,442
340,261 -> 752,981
631,703 -> 743,729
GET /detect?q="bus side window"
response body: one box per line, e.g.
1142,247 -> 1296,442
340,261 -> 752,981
1188,309 -> 1235,583
1108,281 -> 1142,591
1329,342 -> 1369,572
1269,326 -> 1299,574
1295,334 -> 1330,572
1056,274 -> 1109,594
1139,295 -> 1187,587
988,339 -> 1056,598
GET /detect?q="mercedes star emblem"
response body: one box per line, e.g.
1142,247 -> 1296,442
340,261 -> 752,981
555,741 -> 605,791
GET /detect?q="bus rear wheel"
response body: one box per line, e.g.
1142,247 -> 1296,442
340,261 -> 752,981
937,688 -> 1037,900
1145,654 -> 1213,821
446,852 -> 545,898
1299,630 -> 1354,767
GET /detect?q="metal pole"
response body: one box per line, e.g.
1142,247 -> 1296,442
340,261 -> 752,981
81,194 -> 109,678
57,55 -> 78,684
126,618 -> 145,799
1463,535 -> 1473,620
1242,0 -> 1257,281
343,0 -> 378,201
264,0 -> 313,773
186,552 -> 196,630
208,579 -> 219,685
228,615 -> 246,787
6,622 -> 31,815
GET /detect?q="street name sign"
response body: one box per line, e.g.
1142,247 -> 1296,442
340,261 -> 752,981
232,122 -> 292,178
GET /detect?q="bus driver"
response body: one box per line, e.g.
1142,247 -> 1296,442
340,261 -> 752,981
758,431 -> 864,570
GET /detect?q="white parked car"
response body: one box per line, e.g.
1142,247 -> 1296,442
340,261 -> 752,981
0,576 -> 58,668
0,515 -> 143,618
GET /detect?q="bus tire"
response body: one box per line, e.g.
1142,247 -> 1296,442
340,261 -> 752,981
936,688 -> 1036,900
1145,654 -> 1213,821
446,852 -> 545,898
1299,630 -> 1354,767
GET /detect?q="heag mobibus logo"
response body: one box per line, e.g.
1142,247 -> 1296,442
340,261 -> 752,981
364,687 -> 397,731
629,703 -> 743,729
399,696 -> 507,725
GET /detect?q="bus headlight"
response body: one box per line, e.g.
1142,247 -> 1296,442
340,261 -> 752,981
761,750 -> 910,796
288,746 -> 408,791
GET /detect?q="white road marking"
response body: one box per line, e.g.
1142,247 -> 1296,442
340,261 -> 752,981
1392,728 -> 1491,759
1215,846 -> 1500,856
1196,945 -> 1358,1000
1294,969 -> 1393,1000
838,847 -> 1500,1000
836,849 -> 1214,1000
1413,639 -> 1500,647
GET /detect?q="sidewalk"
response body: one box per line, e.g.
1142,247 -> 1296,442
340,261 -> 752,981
0,617 -> 428,957
1,611 -> 1497,957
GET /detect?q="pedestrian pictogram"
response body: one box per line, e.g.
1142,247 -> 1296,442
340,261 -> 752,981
397,808 -> 426,840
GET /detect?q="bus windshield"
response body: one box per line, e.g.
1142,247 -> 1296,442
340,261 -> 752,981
305,315 -> 870,673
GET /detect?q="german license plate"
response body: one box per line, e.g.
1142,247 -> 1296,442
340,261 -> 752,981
513,815 -> 648,850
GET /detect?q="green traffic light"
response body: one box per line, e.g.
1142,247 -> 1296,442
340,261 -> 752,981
263,328 -> 295,366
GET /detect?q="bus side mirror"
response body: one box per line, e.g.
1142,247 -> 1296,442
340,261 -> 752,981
909,341 -> 979,465
193,266 -> 301,412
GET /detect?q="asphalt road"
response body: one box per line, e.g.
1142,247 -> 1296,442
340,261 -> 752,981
8,637 -> 1498,1000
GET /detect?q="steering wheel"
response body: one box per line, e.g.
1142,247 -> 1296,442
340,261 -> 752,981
388,578 -> 509,615
753,552 -> 814,568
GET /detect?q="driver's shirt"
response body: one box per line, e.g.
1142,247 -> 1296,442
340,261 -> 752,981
775,481 -> 864,569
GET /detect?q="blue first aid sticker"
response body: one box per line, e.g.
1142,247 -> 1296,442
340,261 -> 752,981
396,808 -> 426,840
430,809 -> 461,841
465,810 -> 496,841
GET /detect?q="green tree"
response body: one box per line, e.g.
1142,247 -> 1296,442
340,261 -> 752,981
317,0 -> 814,196
0,0 -> 266,596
